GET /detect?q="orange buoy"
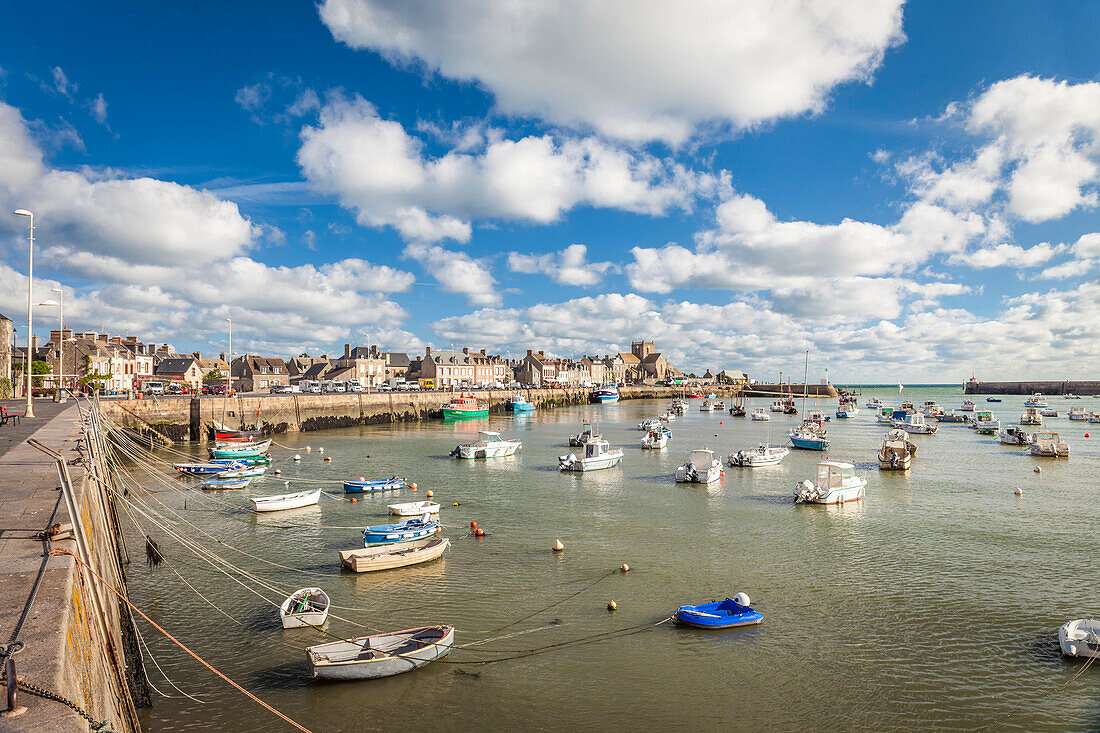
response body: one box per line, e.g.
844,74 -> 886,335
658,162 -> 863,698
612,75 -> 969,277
426,490 -> 434,498
411,482 -> 418,490
470,520 -> 478,529
350,498 -> 357,503
323,456 -> 331,462
475,528 -> 485,536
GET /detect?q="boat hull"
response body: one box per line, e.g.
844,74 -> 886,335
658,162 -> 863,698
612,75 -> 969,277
1060,619 -> 1100,659
789,436 -> 829,451
280,588 -> 330,629
456,441 -> 520,459
559,452 -> 624,472
250,489 -> 321,512
343,479 -> 407,493
673,600 -> 763,629
388,501 -> 441,516
363,523 -> 440,546
340,538 -> 449,573
308,626 -> 454,680
442,408 -> 488,419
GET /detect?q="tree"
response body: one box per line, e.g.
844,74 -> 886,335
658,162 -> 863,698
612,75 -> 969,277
78,354 -> 112,391
205,369 -> 223,381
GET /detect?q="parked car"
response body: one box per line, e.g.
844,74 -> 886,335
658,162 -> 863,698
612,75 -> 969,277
269,384 -> 292,394
144,382 -> 165,395
379,384 -> 393,392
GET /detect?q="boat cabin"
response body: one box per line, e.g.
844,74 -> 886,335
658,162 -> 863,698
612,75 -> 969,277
973,410 -> 994,423
815,461 -> 857,489
584,440 -> 611,458
448,395 -> 481,409
479,431 -> 505,443
689,449 -> 715,465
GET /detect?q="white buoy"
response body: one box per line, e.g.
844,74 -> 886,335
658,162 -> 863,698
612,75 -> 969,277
285,481 -> 290,487
293,454 -> 301,461
358,476 -> 365,482
552,539 -> 564,552
319,447 -> 324,454
733,592 -> 751,606
607,600 -> 617,611
306,446 -> 312,453
1034,466 -> 1041,473
1014,487 -> 1023,496
619,563 -> 630,573
274,469 -> 281,475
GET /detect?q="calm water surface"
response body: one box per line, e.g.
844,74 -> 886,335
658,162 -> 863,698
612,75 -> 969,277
127,388 -> 1100,731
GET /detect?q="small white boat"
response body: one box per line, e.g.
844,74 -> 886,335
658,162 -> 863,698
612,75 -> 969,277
769,400 -> 786,413
219,465 -> 267,479
699,400 -> 715,412
559,439 -> 624,472
388,501 -> 441,516
794,461 -> 866,504
750,407 -> 770,421
1069,405 -> 1088,421
201,478 -> 251,490
451,431 -> 521,459
960,399 -> 975,412
212,438 -> 273,453
713,400 -> 726,410
1024,393 -> 1048,407
661,410 -> 676,422
676,449 -> 723,483
1029,431 -> 1069,457
806,410 -> 829,428
866,397 -> 883,409
1039,407 -> 1058,418
876,407 -> 895,424
728,444 -> 789,468
250,488 -> 322,512
878,429 -> 916,470
568,421 -> 602,447
638,417 -> 664,431
307,625 -> 454,680
1064,394 -> 1082,399
1089,412 -> 1100,423
1020,406 -> 1043,426
339,537 -> 450,573
998,426 -> 1031,446
641,429 -> 670,449
1059,619 -> 1100,659
280,587 -> 330,629
920,401 -> 941,417
671,399 -> 688,414
893,412 -> 938,435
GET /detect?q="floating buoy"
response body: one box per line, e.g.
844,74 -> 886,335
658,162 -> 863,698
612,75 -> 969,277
411,482 -> 418,490
720,471 -> 725,477
1086,433 -> 1091,438
426,490 -> 433,498
733,592 -> 750,606
552,539 -> 564,552
1034,467 -> 1042,473
306,446 -> 311,453
719,421 -> 723,425
274,469 -> 281,475
350,497 -> 357,503
470,521 -> 478,529
293,454 -> 301,461
318,447 -> 324,453
607,600 -> 617,611
619,563 -> 630,573
475,528 -> 485,537
1014,487 -> 1023,496
453,502 -> 460,506
323,456 -> 331,462
359,476 -> 365,481
284,481 -> 290,487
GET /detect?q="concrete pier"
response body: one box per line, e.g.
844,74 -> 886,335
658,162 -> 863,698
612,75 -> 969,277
964,380 -> 1100,396
0,402 -> 142,731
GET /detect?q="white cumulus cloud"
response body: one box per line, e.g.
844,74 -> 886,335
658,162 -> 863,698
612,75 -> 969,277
507,244 -> 614,287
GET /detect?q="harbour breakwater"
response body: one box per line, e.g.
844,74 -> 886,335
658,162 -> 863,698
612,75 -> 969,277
98,384 -> 836,444
964,380 -> 1100,396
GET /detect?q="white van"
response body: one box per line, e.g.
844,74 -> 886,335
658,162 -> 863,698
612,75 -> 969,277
144,381 -> 164,395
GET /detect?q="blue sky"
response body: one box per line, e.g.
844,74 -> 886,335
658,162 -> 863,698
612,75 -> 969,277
2,1 -> 1100,381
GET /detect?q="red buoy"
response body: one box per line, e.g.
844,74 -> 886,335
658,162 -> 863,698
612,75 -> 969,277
1086,433 -> 1091,438
470,520 -> 477,529
475,528 -> 485,536
350,498 -> 357,503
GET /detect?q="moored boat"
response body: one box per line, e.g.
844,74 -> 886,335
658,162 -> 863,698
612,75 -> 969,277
998,426 -> 1031,446
450,431 -> 521,459
591,385 -> 620,404
280,588 -> 330,629
1040,407 -> 1058,418
1069,405 -> 1088,421
960,399 -> 975,412
750,407 -> 770,421
788,422 -> 829,451
794,461 -> 866,504
306,625 -> 454,680
217,465 -> 266,479
363,513 -> 441,546
835,404 -> 858,419
986,397 -> 1002,402
1020,406 -> 1043,426
214,429 -> 260,442
175,461 -> 243,475
339,537 -> 450,573
893,412 -> 938,435
559,439 -> 624,472
201,477 -> 251,490
1059,619 -> 1100,659
866,397 -> 883,409
878,429 -> 916,470
699,399 -> 714,412
935,411 -> 969,423
442,395 -> 488,419
728,444 -> 789,468
507,393 -> 536,412
1024,393 -> 1048,407
388,501 -> 441,516
674,594 -> 762,629
641,428 -> 671,449
638,417 -> 664,431
568,420 -> 601,447
876,407 -> 896,424
250,488 -> 321,512
675,449 -> 723,483
1029,431 -> 1069,457
343,476 -> 408,494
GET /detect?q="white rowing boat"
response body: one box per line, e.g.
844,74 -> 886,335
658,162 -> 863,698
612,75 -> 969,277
249,488 -> 322,512
279,587 -> 330,629
339,537 -> 450,573
388,501 -> 441,516
307,625 -> 454,680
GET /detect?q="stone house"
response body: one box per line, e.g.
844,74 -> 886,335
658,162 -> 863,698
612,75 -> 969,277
232,356 -> 291,392
154,356 -> 204,391
334,344 -> 386,388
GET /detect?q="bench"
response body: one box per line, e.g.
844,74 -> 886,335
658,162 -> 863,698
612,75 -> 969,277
1,405 -> 23,426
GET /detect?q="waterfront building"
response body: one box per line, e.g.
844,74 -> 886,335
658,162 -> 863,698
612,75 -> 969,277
232,356 -> 290,392
154,356 -> 204,391
334,344 -> 386,388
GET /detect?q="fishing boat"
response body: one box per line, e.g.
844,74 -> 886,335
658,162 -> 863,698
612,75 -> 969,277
568,420 -> 602,447
891,412 -> 938,435
174,461 -> 243,475
214,429 -> 260,442
1024,393 -> 1048,407
1029,432 -> 1069,457
728,444 -> 789,468
769,400 -> 786,413
998,426 -> 1031,446
213,438 -> 272,452
806,410 -> 830,427
279,588 -> 330,629
935,411 -> 969,423
986,397 -> 1002,403
687,392 -> 704,399
835,404 -> 858,419
675,449 -> 723,483
442,395 -> 488,419
388,501 -> 441,516
363,513 -> 440,546
343,476 -> 408,494
729,404 -> 747,417
788,422 -> 830,451
899,401 -> 915,413
960,399 -> 976,412
1040,407 -> 1059,418
699,399 -> 714,412
661,410 -> 676,422
306,625 -> 454,680
713,400 -> 726,410
1019,406 -> 1043,426
750,407 -> 770,421
876,407 -> 896,424
1058,619 -> 1100,659
217,465 -> 266,479
201,477 -> 251,490
1069,405 -> 1088,421
250,488 -> 321,512
969,410 -> 995,429
920,401 -> 941,417
591,385 -> 620,404
339,538 -> 450,573
976,419 -> 1000,435
507,394 -> 536,412
794,461 -> 866,504
641,428 -> 671,449
1090,413 -> 1100,424
671,399 -> 689,414
878,429 -> 916,470
450,431 -> 522,459
866,397 -> 883,409
638,417 -> 664,431
559,439 -> 624,472
673,594 -> 762,629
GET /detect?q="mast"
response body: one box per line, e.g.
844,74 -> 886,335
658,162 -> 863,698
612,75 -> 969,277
802,351 -> 809,416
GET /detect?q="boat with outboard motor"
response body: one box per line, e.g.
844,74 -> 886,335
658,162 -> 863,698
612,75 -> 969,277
892,412 -> 939,435
559,439 -> 624,472
363,513 -> 440,546
794,461 -> 866,504
451,431 -> 521,459
1020,406 -> 1043,426
960,399 -> 975,412
1024,393 -> 1048,407
1029,431 -> 1069,457
998,426 -> 1031,446
675,449 -> 723,483
1059,619 -> 1100,659
750,407 -> 770,421
788,422 -> 829,451
878,429 -> 916,470
641,428 -> 671,449
728,444 -> 789,467
507,394 -> 536,412
568,420 -> 602,447
673,593 -> 762,629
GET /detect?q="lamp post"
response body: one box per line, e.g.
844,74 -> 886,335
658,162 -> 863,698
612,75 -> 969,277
13,209 -> 34,417
226,317 -> 232,396
37,290 -> 63,398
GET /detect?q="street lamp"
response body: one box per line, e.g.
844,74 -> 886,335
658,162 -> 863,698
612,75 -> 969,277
37,288 -> 65,397
13,209 -> 34,417
225,317 -> 232,396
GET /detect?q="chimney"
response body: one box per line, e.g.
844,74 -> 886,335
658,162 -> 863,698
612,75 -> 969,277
462,346 -> 469,355
192,351 -> 201,360
526,349 -> 533,357
50,329 -> 61,343
96,334 -> 108,343
538,350 -> 545,357
480,348 -> 487,356
425,346 -> 432,356
32,334 -> 39,351
111,336 -> 122,344
219,352 -> 226,362
344,343 -> 351,359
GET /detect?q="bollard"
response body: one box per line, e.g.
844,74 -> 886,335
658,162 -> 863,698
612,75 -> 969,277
4,656 -> 27,717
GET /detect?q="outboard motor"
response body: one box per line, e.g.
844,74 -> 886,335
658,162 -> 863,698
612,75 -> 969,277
890,453 -> 899,469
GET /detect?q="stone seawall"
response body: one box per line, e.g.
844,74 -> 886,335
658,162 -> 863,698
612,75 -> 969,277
97,385 -> 814,443
964,380 -> 1100,396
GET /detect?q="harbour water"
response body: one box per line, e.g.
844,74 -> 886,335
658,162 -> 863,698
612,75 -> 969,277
127,387 -> 1100,731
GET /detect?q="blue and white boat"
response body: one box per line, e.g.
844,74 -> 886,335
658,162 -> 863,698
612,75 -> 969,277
363,513 -> 440,546
674,594 -> 763,629
343,476 -> 408,494
591,385 -> 620,404
794,461 -> 866,504
835,404 -> 858,419
217,465 -> 266,479
201,477 -> 251,490
788,422 -> 829,451
986,397 -> 1002,402
174,461 -> 244,475
508,394 -> 536,412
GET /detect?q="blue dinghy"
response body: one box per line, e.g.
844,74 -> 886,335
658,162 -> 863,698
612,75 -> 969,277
363,513 -> 440,546
674,596 -> 763,629
175,461 -> 245,474
986,397 -> 1002,402
343,476 -> 408,494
